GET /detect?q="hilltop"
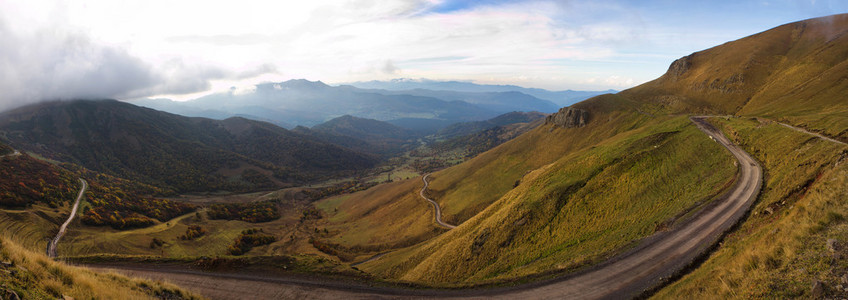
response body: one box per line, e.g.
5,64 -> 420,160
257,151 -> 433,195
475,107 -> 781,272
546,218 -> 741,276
302,115 -> 419,155
623,14 -> 848,141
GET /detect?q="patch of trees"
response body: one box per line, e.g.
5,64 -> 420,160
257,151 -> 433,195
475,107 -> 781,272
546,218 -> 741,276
0,144 -> 195,230
207,201 -> 280,223
0,154 -> 77,208
227,229 -> 275,255
309,238 -> 353,261
81,182 -> 195,230
303,180 -> 378,201
179,225 -> 206,240
300,207 -> 323,222
411,158 -> 452,173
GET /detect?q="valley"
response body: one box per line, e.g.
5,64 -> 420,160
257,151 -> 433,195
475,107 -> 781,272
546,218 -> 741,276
0,8 -> 847,300
81,115 -> 760,299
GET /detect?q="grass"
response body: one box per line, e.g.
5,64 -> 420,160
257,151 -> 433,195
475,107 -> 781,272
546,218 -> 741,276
0,203 -> 73,252
359,116 -> 737,285
314,178 -> 443,253
653,117 -> 848,299
428,94 -> 653,225
61,209 -> 289,258
619,14 -> 848,143
0,234 -> 201,299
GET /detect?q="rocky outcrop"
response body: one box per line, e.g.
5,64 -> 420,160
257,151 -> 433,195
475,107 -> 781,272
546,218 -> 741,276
546,107 -> 589,128
666,54 -> 694,79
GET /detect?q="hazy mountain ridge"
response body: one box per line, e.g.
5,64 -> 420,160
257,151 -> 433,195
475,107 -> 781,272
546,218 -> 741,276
296,115 -> 419,155
348,78 -> 617,107
351,88 -> 560,114
436,111 -> 547,139
132,79 -> 599,131
170,80 -> 499,128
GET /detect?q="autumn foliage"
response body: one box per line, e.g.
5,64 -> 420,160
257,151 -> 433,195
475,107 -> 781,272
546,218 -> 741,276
0,153 -> 77,208
207,201 -> 280,223
179,225 -> 206,240
227,228 -> 275,255
303,180 -> 378,201
79,179 -> 195,229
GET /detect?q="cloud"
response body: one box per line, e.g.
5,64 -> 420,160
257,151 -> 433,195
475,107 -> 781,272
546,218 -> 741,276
382,60 -> 400,74
0,14 -> 281,111
0,20 -> 158,111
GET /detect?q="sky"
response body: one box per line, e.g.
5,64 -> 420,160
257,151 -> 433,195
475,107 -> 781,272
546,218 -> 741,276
0,0 -> 846,110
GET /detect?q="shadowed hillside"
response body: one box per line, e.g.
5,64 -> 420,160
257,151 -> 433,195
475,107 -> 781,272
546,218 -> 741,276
0,100 -> 378,193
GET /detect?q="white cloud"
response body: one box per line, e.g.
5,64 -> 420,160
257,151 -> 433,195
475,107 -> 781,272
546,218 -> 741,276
7,0 -> 818,105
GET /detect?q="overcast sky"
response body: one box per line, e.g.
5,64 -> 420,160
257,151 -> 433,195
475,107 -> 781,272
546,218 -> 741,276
0,0 -> 846,110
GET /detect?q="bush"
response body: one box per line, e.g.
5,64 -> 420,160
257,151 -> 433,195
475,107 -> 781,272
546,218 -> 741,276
179,225 -> 206,240
227,229 -> 275,255
207,201 -> 280,223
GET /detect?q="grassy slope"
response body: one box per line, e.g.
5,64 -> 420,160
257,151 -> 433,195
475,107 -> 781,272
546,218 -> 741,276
315,178 -> 442,253
0,235 -> 200,299
0,204 -> 67,252
429,94 -> 651,225
621,14 -> 848,142
654,117 -> 848,299
60,208 -> 315,258
310,94 -> 653,254
359,116 -> 736,285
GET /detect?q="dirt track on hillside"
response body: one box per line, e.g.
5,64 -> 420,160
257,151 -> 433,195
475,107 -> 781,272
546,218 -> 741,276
92,117 -> 762,299
48,178 -> 86,258
420,174 -> 456,229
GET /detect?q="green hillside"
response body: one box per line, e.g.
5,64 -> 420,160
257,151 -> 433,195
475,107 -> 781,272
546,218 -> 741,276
623,14 -> 848,142
358,116 -> 735,284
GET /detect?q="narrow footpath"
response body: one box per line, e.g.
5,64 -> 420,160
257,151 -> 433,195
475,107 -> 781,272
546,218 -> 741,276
47,178 -> 87,258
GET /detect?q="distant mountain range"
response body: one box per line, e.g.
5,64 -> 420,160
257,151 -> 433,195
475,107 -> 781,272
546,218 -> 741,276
436,111 -> 547,139
347,79 -> 616,107
131,79 -> 612,132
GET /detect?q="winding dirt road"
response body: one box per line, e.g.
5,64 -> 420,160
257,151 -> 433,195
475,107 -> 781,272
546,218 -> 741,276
48,178 -> 87,258
420,174 -> 456,229
93,117 -> 762,299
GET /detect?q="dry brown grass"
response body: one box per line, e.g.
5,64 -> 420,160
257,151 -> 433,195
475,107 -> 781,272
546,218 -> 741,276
0,234 -> 203,299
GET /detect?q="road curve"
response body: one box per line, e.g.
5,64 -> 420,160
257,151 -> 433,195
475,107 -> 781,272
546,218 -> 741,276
48,178 -> 87,258
90,117 -> 762,299
420,174 -> 457,229
490,117 -> 763,299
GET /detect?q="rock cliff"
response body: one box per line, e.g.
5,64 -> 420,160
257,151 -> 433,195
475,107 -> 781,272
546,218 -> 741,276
545,107 -> 589,128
